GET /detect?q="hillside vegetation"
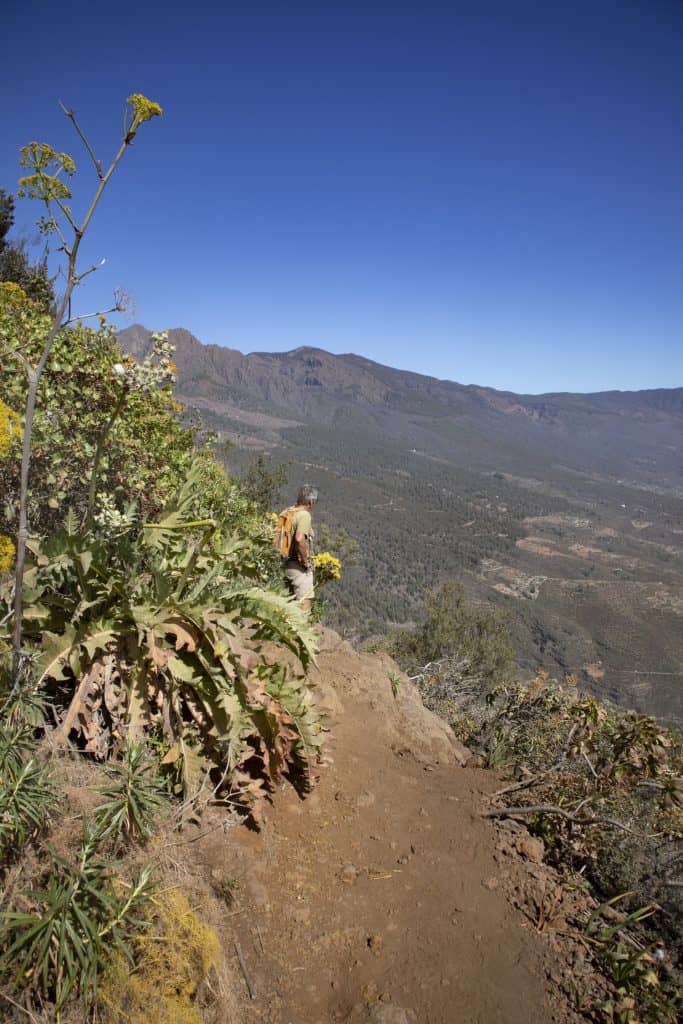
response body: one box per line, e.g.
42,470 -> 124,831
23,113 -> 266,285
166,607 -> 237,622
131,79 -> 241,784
118,326 -> 683,723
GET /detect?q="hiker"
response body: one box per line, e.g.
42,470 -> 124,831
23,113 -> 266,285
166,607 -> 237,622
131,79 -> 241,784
276,484 -> 318,613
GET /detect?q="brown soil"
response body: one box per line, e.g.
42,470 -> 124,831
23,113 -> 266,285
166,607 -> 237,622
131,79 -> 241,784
164,630 -> 592,1024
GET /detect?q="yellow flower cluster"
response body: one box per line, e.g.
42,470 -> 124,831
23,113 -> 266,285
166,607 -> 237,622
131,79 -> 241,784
0,281 -> 27,300
127,94 -> 163,124
0,534 -> 16,573
314,551 -> 342,581
0,399 -> 21,458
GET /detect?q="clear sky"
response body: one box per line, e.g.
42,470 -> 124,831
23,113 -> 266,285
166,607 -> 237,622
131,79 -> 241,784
2,1 -> 682,394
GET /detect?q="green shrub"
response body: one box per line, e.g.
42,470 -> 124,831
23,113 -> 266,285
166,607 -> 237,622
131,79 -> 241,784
0,466 -> 324,822
389,580 -> 515,685
0,829 -> 154,1013
458,675 -> 683,1022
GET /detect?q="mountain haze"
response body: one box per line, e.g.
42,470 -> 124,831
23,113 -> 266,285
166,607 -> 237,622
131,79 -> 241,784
118,325 -> 683,721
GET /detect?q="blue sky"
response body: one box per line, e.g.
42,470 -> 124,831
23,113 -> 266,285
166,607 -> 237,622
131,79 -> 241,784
2,1 -> 682,394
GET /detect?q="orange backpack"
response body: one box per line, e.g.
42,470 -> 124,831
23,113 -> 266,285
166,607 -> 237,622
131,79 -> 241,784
273,506 -> 299,559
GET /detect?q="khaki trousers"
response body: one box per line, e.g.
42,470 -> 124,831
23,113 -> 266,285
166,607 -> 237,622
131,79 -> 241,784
284,562 -> 315,601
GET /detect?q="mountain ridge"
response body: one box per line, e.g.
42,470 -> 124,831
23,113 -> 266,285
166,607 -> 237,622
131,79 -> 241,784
117,323 -> 683,406
118,323 -> 683,488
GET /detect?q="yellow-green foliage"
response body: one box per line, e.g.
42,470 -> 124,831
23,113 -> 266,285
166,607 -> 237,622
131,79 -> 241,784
0,398 -> 21,458
0,535 -> 15,573
97,888 -> 220,1024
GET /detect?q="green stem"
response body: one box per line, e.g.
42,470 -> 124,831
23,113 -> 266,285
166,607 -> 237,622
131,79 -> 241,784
173,525 -> 215,600
12,124 -> 134,682
142,519 -> 216,530
84,390 -> 126,529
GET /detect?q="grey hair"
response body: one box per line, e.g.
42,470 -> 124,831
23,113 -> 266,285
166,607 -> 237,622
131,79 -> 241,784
297,484 -> 319,505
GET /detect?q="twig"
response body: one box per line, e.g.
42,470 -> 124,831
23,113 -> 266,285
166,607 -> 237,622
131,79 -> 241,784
483,804 -> 654,837
61,102 -> 104,178
73,260 -> 107,286
166,815 -> 246,846
63,303 -> 120,326
582,751 -> 599,780
256,923 -> 265,954
492,722 -> 580,798
234,941 -> 256,1000
0,990 -> 39,1023
493,767 -> 553,797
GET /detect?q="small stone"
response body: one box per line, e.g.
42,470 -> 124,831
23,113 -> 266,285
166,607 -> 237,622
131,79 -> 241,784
483,876 -> 499,891
340,864 -> 358,883
369,1005 -> 410,1024
516,835 -> 545,864
397,855 -> 409,865
356,790 -> 375,807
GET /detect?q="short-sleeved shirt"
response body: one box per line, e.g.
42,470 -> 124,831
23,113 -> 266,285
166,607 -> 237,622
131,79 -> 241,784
291,508 -> 313,541
286,508 -> 314,568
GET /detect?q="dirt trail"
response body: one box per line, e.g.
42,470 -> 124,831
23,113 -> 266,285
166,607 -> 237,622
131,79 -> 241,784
184,630 -> 575,1023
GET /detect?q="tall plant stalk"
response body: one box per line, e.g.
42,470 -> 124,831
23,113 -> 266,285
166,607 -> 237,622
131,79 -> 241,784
5,96 -> 162,680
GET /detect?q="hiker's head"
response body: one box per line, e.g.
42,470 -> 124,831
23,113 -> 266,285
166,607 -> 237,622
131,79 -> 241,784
297,484 -> 318,508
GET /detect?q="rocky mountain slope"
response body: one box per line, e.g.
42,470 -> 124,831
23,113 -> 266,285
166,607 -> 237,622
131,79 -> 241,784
118,325 -> 682,489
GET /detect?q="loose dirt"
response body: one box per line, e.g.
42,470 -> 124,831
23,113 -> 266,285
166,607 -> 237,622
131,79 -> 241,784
169,630 -> 587,1024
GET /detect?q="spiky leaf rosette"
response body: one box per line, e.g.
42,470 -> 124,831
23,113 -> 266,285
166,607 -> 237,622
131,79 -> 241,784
0,467 -> 325,821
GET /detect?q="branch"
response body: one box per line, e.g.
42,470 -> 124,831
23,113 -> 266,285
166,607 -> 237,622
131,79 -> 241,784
492,722 -> 580,797
583,750 -> 599,780
62,303 -> 120,327
234,942 -> 256,1000
73,258 -> 106,286
0,343 -> 32,369
60,102 -> 103,179
482,803 -> 656,838
493,768 -> 555,798
44,203 -> 71,254
54,196 -> 78,233
408,657 -> 448,682
0,991 -> 40,1023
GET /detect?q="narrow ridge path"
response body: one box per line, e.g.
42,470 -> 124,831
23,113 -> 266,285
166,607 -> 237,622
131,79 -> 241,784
197,629 -> 565,1024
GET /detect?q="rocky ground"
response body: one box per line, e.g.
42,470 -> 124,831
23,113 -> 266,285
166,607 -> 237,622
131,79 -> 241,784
150,629 -> 611,1024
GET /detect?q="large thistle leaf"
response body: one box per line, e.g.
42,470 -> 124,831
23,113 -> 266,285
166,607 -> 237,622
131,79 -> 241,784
35,627 -> 79,685
36,623 -> 119,688
258,660 -> 327,769
222,586 -> 318,668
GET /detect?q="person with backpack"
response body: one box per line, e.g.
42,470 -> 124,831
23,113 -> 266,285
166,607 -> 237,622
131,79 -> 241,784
274,484 -> 318,613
